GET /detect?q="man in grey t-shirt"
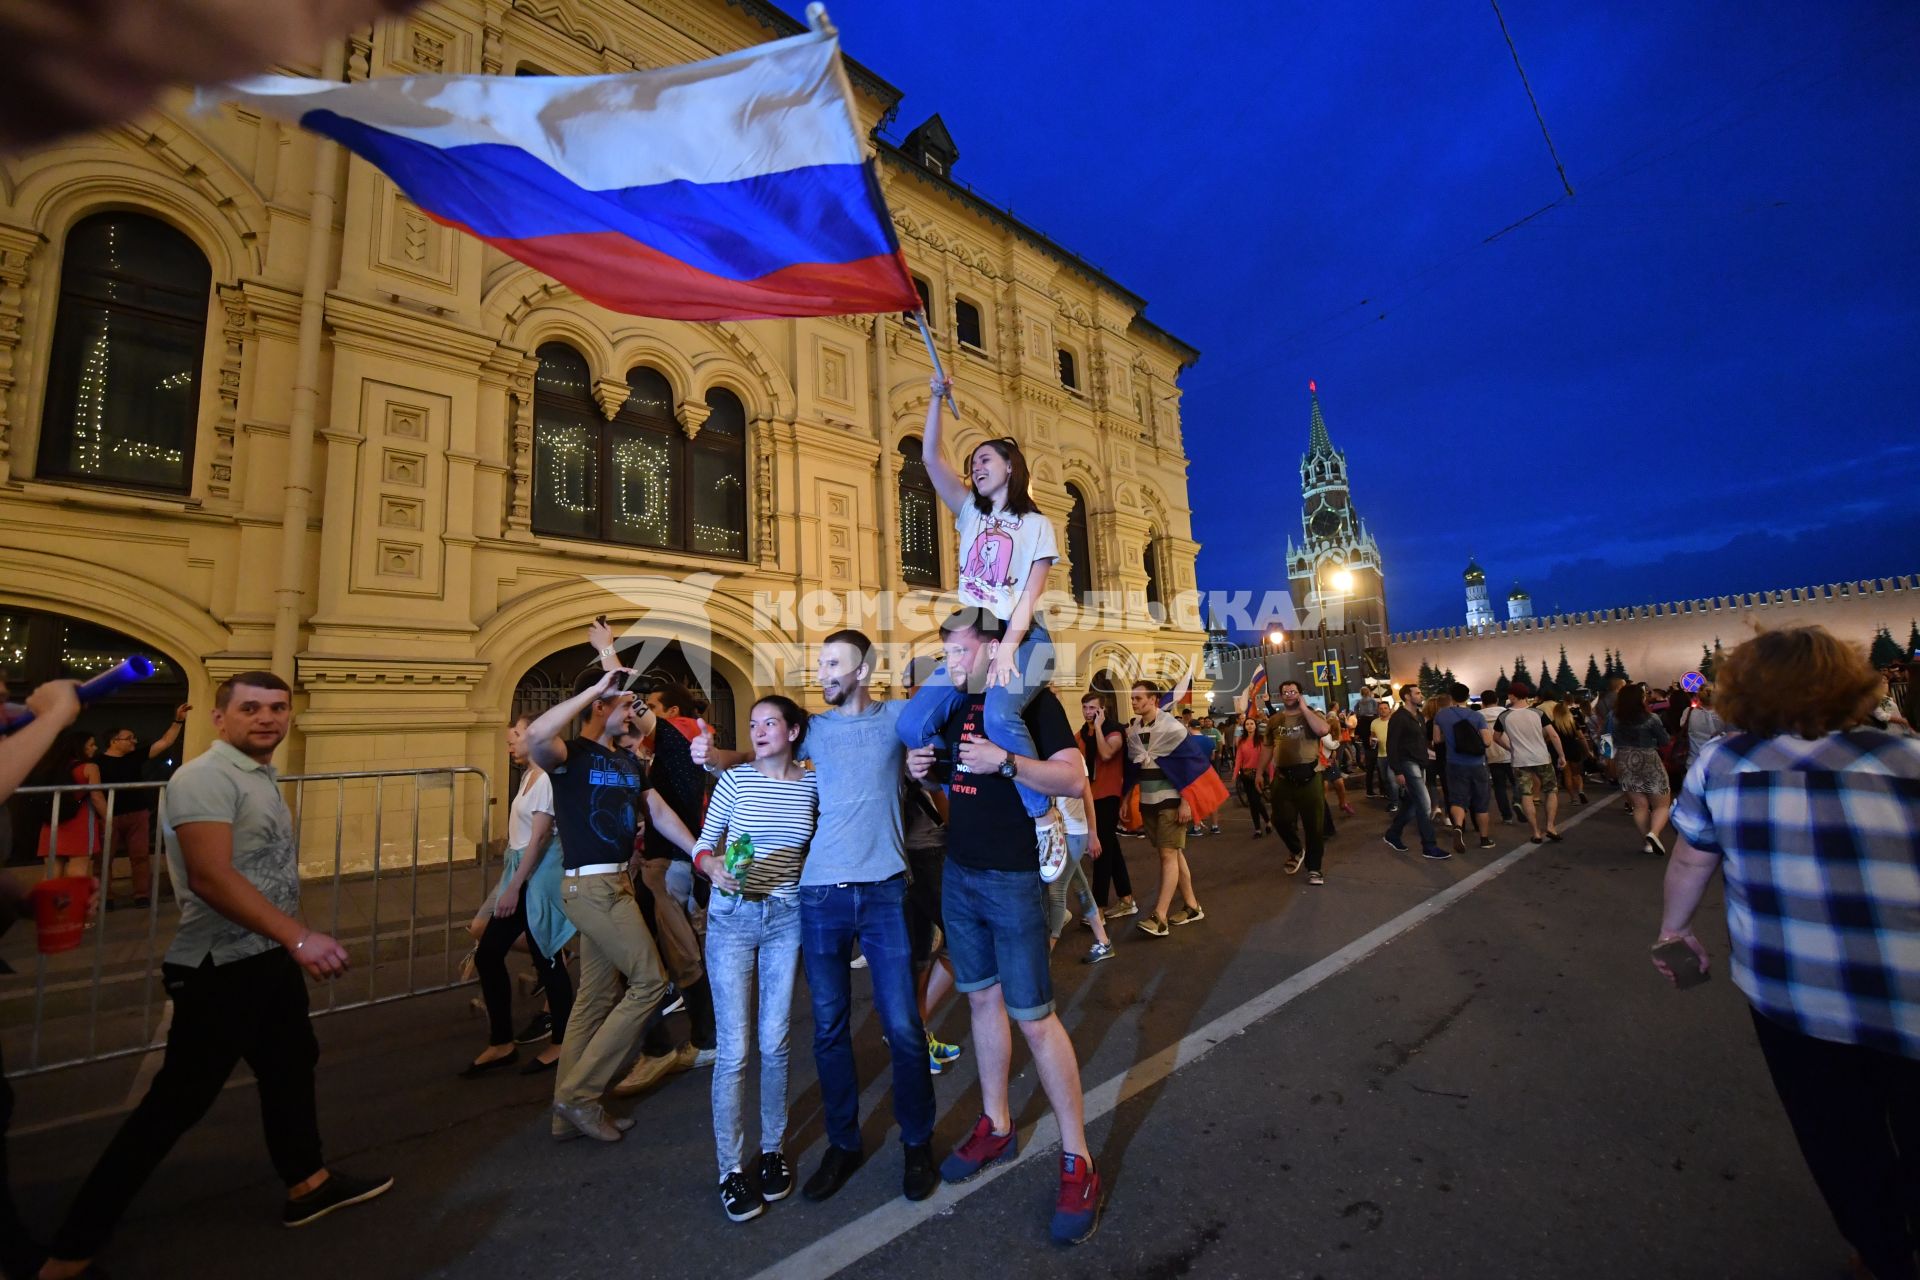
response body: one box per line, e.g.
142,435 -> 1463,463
694,629 -> 937,1206
39,672 -> 391,1280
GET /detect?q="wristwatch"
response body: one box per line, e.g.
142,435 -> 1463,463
997,755 -> 1019,779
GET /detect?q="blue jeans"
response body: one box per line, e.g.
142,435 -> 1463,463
1377,756 -> 1402,807
1387,763 -> 1438,849
706,893 -> 802,1177
799,877 -> 935,1152
896,618 -> 1055,818
942,859 -> 1055,1021
1047,832 -> 1099,938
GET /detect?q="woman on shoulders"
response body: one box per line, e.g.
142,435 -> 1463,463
896,374 -> 1069,880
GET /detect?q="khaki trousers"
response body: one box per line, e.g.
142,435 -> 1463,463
553,872 -> 670,1108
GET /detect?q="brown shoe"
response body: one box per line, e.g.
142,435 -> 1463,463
610,1042 -> 698,1097
552,1101 -> 625,1142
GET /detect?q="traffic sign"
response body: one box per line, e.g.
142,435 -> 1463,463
1313,659 -> 1341,687
1680,670 -> 1705,693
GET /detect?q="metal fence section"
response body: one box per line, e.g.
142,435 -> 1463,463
1,766 -> 494,1077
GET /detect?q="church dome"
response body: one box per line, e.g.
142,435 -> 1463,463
1508,583 -> 1530,601
1464,558 -> 1485,585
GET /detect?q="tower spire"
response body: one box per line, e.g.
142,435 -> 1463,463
1307,380 -> 1334,456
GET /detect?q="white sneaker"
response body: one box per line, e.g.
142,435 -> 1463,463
1036,812 -> 1070,883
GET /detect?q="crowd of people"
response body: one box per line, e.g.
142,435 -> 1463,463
0,367 -> 1912,1277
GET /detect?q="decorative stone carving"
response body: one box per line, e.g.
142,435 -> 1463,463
507,362 -> 536,533
675,400 -> 711,440
208,284 -> 250,502
0,227 -> 40,482
754,420 -> 777,564
591,376 -> 629,420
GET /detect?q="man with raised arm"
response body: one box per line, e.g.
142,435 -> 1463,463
692,629 -> 939,1205
526,666 -> 700,1143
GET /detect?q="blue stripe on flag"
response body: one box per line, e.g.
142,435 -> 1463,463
306,110 -> 898,282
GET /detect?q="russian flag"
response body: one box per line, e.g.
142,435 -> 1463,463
206,16 -> 920,321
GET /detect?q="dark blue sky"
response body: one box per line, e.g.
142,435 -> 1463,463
825,0 -> 1920,631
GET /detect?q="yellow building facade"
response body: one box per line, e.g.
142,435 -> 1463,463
0,0 -> 1203,864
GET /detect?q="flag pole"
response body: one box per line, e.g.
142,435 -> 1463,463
912,310 -> 960,417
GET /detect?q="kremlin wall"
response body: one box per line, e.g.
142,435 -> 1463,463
1388,574 -> 1920,692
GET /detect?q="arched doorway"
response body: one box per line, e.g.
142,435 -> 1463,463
0,607 -> 191,864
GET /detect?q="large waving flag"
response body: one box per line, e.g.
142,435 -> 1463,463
205,8 -> 919,321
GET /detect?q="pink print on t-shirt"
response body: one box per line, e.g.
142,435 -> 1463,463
961,524 -> 1017,602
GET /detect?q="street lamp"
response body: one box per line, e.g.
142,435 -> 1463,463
1261,626 -> 1287,715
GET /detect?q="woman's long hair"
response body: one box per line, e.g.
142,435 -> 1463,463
1615,682 -> 1650,726
969,438 -> 1038,517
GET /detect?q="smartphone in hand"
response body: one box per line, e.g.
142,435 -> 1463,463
1652,938 -> 1710,990
927,745 -> 954,786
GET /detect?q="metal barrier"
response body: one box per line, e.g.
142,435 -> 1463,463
1,766 -> 493,1077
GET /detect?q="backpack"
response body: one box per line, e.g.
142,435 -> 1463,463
1449,711 -> 1486,757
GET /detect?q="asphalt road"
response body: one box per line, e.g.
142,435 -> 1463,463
9,787 -> 1851,1279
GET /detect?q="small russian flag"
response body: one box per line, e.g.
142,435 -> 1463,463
205,8 -> 919,321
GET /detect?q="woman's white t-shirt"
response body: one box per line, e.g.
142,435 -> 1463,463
955,503 -> 1058,621
507,770 -> 555,849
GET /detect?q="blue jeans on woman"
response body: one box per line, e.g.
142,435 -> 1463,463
896,617 -> 1056,819
705,892 -> 802,1177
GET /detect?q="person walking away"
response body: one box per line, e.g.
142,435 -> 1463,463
1609,683 -> 1673,856
1258,680 -> 1332,884
692,629 -> 938,1205
906,609 -> 1104,1244
1434,683 -> 1496,852
1550,701 -> 1589,804
1371,701 -> 1399,810
1321,710 -> 1355,819
1077,693 -> 1135,918
1423,693 -> 1454,818
1232,720 -> 1270,836
1353,683 -> 1381,795
38,674 -> 391,1280
1382,685 -> 1445,860
95,706 -> 187,909
1495,681 -> 1565,843
688,696 -> 818,1223
1126,680 -> 1204,932
1654,625 -> 1920,1280
528,668 -> 699,1143
896,374 -> 1070,880
1048,749 -> 1113,964
1482,690 -> 1516,823
1684,686 -> 1728,757
462,715 -> 573,1078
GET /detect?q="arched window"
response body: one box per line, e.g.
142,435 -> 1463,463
531,343 -> 601,540
1057,348 -> 1078,391
905,275 -> 933,327
897,435 -> 940,586
41,212 -> 211,493
606,366 -> 679,548
691,388 -> 747,557
532,352 -> 748,559
1064,483 -> 1093,604
955,297 -> 983,349
1143,535 -> 1163,619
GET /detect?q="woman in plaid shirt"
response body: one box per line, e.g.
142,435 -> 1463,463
1655,626 -> 1920,1280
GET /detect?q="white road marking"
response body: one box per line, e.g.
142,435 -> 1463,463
748,801 -> 1605,1280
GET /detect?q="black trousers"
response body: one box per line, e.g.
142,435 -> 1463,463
1356,717 -> 1377,791
476,893 -> 574,1048
1489,763 -> 1516,821
1749,1006 -> 1919,1280
50,948 -> 325,1261
1236,770 -> 1270,830
1089,795 -> 1132,905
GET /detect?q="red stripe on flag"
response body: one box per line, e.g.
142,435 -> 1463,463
450,219 -> 920,320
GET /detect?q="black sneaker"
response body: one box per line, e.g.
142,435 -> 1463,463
758,1151 -> 794,1202
720,1169 -> 764,1222
903,1142 -> 939,1201
514,1012 -> 553,1044
283,1171 -> 394,1227
802,1145 -> 864,1202
1382,834 -> 1409,852
1422,846 -> 1453,861
1478,837 -> 1497,849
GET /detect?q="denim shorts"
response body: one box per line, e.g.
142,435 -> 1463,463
941,859 -> 1054,1021
1445,761 -> 1493,815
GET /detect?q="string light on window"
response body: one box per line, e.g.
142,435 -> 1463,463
155,370 -> 192,391
612,435 -> 673,541
539,426 -> 594,513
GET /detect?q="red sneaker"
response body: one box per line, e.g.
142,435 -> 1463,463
1051,1152 -> 1102,1244
938,1114 -> 1017,1183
